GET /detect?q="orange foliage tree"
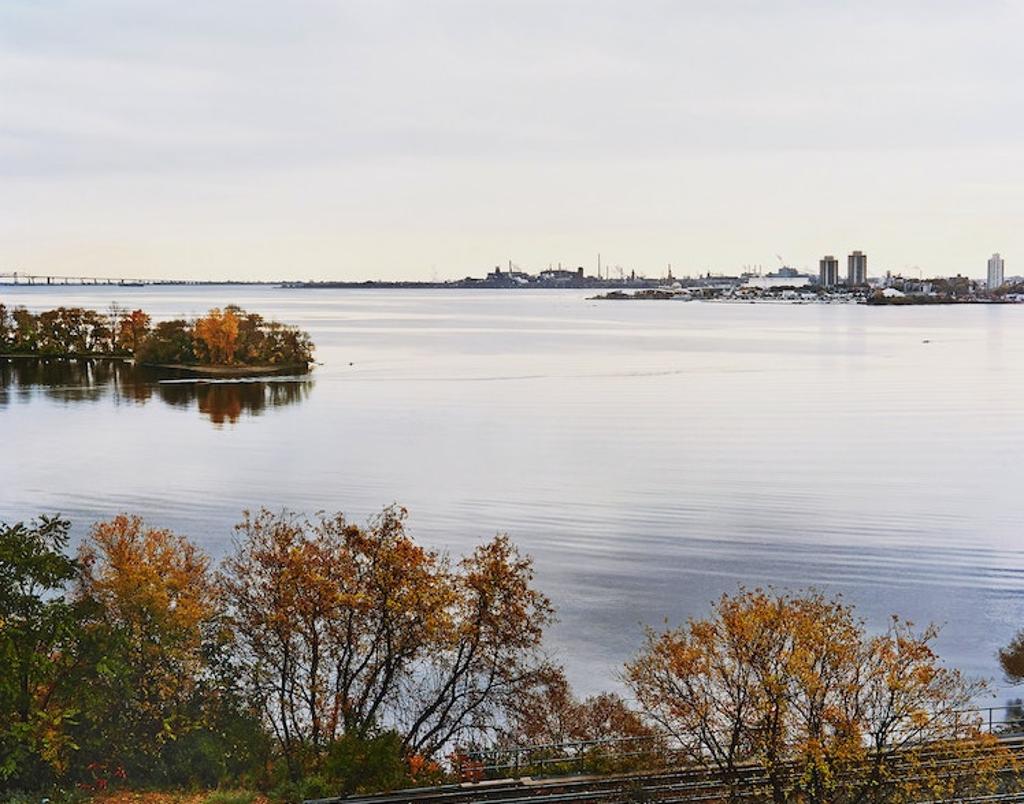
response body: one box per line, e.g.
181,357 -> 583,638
501,664 -> 654,745
75,515 -> 221,768
193,307 -> 240,365
401,533 -> 554,757
625,588 -> 1013,804
999,631 -> 1024,684
220,506 -> 554,780
116,309 -> 151,354
498,665 -> 661,774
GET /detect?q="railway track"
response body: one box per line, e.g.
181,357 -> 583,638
310,737 -> 1024,804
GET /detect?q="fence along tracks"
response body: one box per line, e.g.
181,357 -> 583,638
310,736 -> 1024,804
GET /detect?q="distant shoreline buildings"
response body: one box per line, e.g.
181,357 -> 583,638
818,251 -> 867,288
848,251 -> 868,286
819,256 -> 839,288
988,253 -> 1005,289
5,251 -> 1013,295
286,248 -> 1016,295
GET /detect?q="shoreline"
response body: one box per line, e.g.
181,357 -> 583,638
1,352 -> 133,361
1,353 -> 310,377
589,292 -> 1022,305
148,362 -> 311,377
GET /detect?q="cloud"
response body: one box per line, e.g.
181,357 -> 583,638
1,1 -> 1022,279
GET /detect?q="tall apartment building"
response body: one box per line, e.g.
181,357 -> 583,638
819,255 -> 839,287
847,251 -> 867,286
987,253 -> 1005,288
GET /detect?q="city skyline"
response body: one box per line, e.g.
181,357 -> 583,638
3,2 -> 1023,282
988,252 -> 1006,288
0,246 -> 1011,286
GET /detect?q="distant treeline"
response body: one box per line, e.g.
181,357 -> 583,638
3,506 -> 1022,802
0,304 -> 314,368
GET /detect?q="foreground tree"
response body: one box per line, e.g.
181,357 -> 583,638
2,513 -> 269,791
74,515 -> 228,780
999,631 -> 1024,685
0,516 -> 87,787
499,665 -> 651,746
220,506 -> 554,779
495,665 -> 661,775
399,533 -> 555,758
625,588 -> 1012,804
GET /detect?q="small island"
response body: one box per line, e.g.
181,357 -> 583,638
590,288 -> 683,301
0,303 -> 315,375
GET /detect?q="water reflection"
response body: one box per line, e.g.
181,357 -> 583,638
0,357 -> 312,425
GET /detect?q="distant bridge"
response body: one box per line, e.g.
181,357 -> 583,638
0,272 -> 260,287
2,271 -> 163,286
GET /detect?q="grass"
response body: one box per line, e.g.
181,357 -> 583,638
201,792 -> 263,804
83,791 -> 267,804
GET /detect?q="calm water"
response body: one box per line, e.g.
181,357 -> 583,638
3,286 -> 1024,700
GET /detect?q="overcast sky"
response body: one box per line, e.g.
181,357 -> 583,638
2,1 -> 1022,281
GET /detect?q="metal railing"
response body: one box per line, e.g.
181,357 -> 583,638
457,704 -> 1024,782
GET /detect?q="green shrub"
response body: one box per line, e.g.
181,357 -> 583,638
0,793 -> 39,804
324,732 -> 408,796
269,777 -> 331,804
0,789 -> 88,804
298,776 -> 331,801
203,790 -> 260,804
267,779 -> 300,804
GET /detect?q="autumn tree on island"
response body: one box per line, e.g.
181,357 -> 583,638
1,304 -> 313,369
193,307 -> 240,365
0,306 -> 121,356
115,309 -> 152,354
135,319 -> 197,365
138,305 -> 313,368
625,588 -> 1012,804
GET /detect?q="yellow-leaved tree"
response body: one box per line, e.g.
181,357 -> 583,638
193,307 -> 240,365
624,588 -> 1014,804
75,515 -> 221,771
